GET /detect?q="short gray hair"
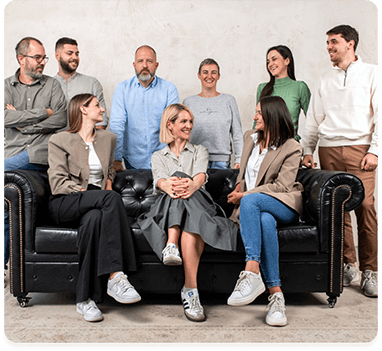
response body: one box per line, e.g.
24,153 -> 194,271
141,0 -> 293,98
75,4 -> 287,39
198,58 -> 220,74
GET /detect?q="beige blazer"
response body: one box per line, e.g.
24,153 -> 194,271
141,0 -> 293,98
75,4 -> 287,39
230,130 -> 304,223
48,129 -> 116,195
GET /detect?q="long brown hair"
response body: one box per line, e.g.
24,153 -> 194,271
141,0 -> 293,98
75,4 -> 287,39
257,96 -> 295,148
67,93 -> 95,133
259,45 -> 295,101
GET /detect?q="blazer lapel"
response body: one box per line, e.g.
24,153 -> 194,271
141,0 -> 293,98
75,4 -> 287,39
255,147 -> 282,187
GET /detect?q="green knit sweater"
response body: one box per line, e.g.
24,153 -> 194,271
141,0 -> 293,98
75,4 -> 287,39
255,77 -> 311,139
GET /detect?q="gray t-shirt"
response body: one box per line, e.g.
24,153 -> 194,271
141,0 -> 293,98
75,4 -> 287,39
183,93 -> 243,164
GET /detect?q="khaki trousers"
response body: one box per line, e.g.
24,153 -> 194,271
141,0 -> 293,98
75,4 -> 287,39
319,145 -> 377,272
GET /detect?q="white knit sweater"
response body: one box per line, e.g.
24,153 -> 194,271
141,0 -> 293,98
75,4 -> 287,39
302,56 -> 378,156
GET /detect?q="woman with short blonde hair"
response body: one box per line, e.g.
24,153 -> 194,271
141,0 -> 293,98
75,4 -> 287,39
138,103 -> 238,323
159,103 -> 194,144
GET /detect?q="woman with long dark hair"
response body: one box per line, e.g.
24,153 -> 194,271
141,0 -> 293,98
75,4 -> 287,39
227,96 -> 304,326
256,45 -> 311,140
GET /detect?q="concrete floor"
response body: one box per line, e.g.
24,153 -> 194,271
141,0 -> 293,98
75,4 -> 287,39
2,270 -> 378,344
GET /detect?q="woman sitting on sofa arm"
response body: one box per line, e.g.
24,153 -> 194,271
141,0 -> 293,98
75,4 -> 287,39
47,93 -> 141,323
227,95 -> 303,327
137,103 -> 238,323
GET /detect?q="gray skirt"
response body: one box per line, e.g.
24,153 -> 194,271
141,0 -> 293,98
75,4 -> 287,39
136,173 -> 238,260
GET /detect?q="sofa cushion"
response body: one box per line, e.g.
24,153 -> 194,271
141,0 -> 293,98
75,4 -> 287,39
35,227 -> 77,253
34,221 -> 320,256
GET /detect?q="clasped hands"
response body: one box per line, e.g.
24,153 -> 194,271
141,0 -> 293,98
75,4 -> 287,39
227,183 -> 244,205
160,176 -> 199,199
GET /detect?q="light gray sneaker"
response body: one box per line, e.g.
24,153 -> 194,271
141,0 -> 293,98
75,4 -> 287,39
76,299 -> 103,322
227,270 -> 266,306
266,292 -> 287,327
343,263 -> 359,286
162,243 -> 182,266
361,270 -> 378,297
107,272 -> 141,304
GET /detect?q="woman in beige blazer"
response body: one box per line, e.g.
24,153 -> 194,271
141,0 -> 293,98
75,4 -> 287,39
226,96 -> 303,327
48,94 -> 140,323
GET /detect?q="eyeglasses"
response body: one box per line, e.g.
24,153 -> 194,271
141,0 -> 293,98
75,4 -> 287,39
21,55 -> 49,64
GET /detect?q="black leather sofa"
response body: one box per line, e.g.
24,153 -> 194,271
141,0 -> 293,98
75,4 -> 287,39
4,167 -> 364,308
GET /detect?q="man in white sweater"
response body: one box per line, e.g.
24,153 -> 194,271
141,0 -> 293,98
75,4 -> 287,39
301,25 -> 378,297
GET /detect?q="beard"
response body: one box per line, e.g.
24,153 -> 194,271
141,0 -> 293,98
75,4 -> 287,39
135,68 -> 154,82
24,63 -> 44,80
60,57 -> 78,74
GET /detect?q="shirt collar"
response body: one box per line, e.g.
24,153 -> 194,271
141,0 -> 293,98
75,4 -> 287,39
163,141 -> 195,155
11,68 -> 46,86
55,71 -> 79,82
332,55 -> 362,71
251,132 -> 277,151
134,75 -> 158,88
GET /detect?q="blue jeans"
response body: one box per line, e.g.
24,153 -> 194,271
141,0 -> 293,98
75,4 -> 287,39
4,150 -> 47,266
208,161 -> 230,169
239,193 -> 298,288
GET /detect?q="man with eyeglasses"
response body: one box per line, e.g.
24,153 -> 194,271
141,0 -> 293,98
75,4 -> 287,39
54,37 -> 108,129
4,37 -> 67,271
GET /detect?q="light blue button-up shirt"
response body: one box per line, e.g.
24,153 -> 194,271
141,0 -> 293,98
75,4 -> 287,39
110,75 -> 179,169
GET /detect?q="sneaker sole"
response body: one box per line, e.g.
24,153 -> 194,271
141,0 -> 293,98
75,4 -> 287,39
163,256 -> 183,266
163,257 -> 183,266
76,308 -> 104,322
184,311 -> 206,322
227,283 -> 266,306
181,296 -> 206,322
266,314 -> 287,327
107,289 -> 142,304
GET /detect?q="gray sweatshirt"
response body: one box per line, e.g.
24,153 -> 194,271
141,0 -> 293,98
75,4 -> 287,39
183,93 -> 243,164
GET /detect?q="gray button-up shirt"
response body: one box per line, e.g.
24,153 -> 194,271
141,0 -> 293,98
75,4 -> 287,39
4,69 -> 67,164
151,142 -> 209,194
54,72 -> 108,127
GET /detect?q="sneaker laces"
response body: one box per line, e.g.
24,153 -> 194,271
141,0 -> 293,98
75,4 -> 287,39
188,293 -> 203,314
114,274 -> 133,292
82,299 -> 98,313
267,293 -> 286,314
233,271 -> 252,292
162,244 -> 179,256
361,271 -> 378,289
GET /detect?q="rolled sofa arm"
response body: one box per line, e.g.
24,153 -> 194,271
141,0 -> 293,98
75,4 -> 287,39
297,167 -> 365,296
4,170 -> 50,296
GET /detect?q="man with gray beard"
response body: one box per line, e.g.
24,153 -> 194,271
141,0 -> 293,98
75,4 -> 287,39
4,37 -> 67,270
110,45 -> 179,170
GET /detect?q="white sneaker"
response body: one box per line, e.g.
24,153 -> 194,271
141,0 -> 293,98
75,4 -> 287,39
343,263 -> 359,286
227,270 -> 266,306
266,292 -> 287,327
181,288 -> 206,322
162,243 -> 182,266
107,272 -> 141,304
76,299 -> 103,322
361,270 -> 378,297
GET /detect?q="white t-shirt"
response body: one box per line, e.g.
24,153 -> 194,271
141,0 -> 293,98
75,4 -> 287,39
85,141 -> 103,188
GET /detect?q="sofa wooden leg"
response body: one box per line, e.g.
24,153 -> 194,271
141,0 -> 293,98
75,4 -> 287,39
327,294 -> 338,308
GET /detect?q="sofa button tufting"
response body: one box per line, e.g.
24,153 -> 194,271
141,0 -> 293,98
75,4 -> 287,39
316,274 -> 322,281
33,275 -> 37,279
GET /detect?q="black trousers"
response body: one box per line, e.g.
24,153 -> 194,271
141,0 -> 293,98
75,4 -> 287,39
49,189 -> 137,303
